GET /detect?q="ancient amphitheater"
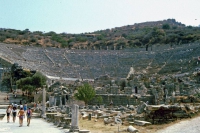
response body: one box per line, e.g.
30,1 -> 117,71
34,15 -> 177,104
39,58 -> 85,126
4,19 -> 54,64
0,43 -> 200,81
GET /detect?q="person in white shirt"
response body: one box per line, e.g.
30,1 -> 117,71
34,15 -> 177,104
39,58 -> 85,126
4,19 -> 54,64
20,104 -> 23,109
6,105 -> 12,123
14,103 -> 18,108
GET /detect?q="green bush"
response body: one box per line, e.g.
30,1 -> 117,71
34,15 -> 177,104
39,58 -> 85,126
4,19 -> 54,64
162,24 -> 170,29
0,36 -> 6,42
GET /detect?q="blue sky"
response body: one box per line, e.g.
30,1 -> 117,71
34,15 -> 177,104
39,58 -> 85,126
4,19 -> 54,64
0,0 -> 199,34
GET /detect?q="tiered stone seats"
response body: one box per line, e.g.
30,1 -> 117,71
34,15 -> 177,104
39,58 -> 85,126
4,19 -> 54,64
0,43 -> 199,80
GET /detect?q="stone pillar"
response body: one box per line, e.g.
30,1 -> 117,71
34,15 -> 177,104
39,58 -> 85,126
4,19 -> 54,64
172,91 -> 175,104
64,95 -> 66,105
70,104 -> 79,132
42,85 -> 46,117
49,96 -> 52,107
66,106 -> 70,115
49,96 -> 54,107
52,96 -> 55,107
54,93 -> 58,106
54,97 -> 57,106
88,113 -> 92,120
59,95 -> 62,107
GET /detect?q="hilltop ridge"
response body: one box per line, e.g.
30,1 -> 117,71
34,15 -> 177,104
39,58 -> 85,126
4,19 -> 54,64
0,19 -> 199,49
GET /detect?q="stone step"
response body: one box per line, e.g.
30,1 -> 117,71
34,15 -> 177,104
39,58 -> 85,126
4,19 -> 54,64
0,102 -> 10,105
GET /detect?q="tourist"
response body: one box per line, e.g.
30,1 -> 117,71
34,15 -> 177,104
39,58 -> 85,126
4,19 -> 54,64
6,94 -> 9,100
33,102 -> 36,108
18,108 -> 25,127
26,107 -> 32,126
6,105 -> 11,123
12,106 -> 17,123
20,103 -> 23,109
14,102 -> 18,108
23,103 -> 27,116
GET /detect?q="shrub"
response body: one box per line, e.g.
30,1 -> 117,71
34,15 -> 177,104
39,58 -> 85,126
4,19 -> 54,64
162,24 -> 170,29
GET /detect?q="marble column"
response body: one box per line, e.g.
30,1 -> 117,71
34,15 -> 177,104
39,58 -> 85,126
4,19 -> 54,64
54,93 -> 58,106
54,98 -> 57,106
51,96 -> 54,107
59,95 -> 62,107
49,96 -> 53,107
70,104 -> 79,132
42,85 -> 46,117
66,106 -> 70,115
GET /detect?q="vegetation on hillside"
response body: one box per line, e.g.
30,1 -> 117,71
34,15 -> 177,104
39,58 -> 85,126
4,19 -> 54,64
0,19 -> 200,49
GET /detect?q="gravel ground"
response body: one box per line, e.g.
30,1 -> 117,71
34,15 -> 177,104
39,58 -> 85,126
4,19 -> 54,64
156,116 -> 200,133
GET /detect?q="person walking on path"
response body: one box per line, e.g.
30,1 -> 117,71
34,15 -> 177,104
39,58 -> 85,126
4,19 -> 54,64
26,108 -> 32,126
6,105 -> 12,123
18,108 -> 25,127
12,106 -> 17,123
14,102 -> 18,108
23,103 -> 27,117
19,103 -> 23,110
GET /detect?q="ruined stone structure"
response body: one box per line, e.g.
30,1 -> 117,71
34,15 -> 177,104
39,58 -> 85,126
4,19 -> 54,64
1,42 -> 200,132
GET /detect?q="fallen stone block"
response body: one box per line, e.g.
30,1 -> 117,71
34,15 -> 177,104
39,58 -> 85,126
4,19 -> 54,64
104,117 -> 114,125
134,120 -> 151,126
79,129 -> 90,133
127,126 -> 138,133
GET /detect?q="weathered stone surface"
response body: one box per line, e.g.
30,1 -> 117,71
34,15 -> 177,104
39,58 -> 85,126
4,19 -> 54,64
70,104 -> 79,132
104,117 -> 114,125
79,130 -> 91,133
133,120 -> 151,126
127,126 -> 139,133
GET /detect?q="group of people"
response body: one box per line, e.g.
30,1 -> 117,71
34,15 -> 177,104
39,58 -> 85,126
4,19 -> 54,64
4,95 -> 9,100
6,103 -> 32,127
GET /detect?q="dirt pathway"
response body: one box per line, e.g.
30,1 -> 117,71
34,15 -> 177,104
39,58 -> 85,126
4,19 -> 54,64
156,116 -> 200,133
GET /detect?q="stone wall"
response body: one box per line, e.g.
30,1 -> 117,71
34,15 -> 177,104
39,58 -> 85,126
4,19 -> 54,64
89,94 -> 154,106
34,92 -> 49,103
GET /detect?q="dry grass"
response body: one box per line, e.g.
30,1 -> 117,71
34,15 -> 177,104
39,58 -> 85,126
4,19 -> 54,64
79,112 -> 200,133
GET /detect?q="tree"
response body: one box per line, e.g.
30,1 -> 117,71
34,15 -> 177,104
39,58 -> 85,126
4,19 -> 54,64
10,63 -> 36,88
16,71 -> 47,94
31,72 -> 47,88
74,83 -> 96,105
1,77 -> 11,90
162,24 -> 170,29
96,96 -> 103,105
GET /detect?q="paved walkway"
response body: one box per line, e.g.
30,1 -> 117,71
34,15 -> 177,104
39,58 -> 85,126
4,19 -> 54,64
0,109 -> 69,133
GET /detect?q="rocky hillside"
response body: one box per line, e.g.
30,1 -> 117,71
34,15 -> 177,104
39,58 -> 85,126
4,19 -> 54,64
0,19 -> 200,49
